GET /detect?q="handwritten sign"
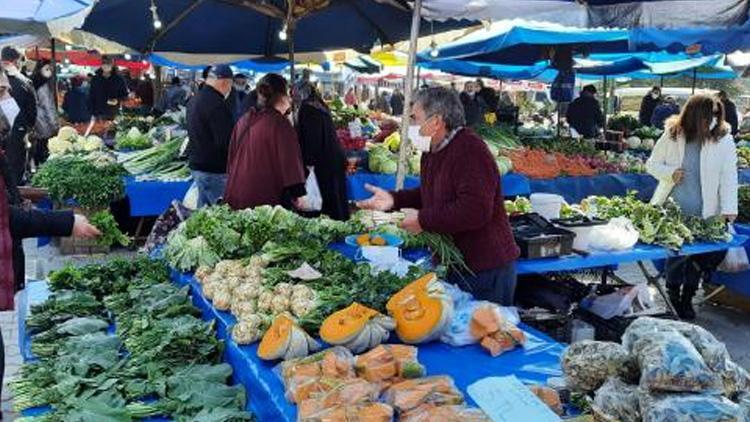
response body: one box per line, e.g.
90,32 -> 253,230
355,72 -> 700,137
467,376 -> 561,422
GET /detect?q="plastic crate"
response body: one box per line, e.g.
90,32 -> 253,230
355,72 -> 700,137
521,310 -> 571,343
511,213 -> 575,259
516,274 -> 590,314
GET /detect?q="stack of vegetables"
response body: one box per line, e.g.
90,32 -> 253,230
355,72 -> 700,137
337,128 -> 367,151
119,137 -> 190,181
280,346 -> 492,421
47,126 -> 104,157
115,127 -> 152,151
12,258 -> 254,421
368,143 -> 420,175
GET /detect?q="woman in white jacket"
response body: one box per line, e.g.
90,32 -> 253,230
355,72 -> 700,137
646,94 -> 738,320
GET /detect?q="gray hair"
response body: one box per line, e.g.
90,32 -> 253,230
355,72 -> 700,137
413,87 -> 465,131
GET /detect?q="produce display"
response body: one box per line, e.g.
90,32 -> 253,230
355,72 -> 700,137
607,114 -> 640,135
120,137 -> 190,181
738,145 -> 750,168
47,126 -> 104,156
387,273 -> 454,344
115,126 -> 152,151
739,185 -> 750,223
319,303 -> 395,353
89,210 -> 130,247
12,258 -> 253,421
564,317 -> 750,422
32,153 -> 127,209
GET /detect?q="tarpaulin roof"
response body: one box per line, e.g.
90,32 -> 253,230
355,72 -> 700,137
343,55 -> 382,74
0,0 -> 93,37
80,0 -> 471,55
421,20 -> 631,65
419,58 -> 551,80
418,0 -> 749,30
148,54 -> 290,73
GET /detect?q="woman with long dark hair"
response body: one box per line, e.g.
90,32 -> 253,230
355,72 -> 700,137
224,73 -> 306,210
294,83 -> 349,220
646,94 -> 738,319
30,59 -> 59,165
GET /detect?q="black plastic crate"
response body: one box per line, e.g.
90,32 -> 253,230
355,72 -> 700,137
516,274 -> 590,314
552,216 -> 608,228
511,213 -> 576,259
521,310 -> 571,343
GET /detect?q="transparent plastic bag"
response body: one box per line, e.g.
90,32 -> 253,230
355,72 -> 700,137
382,376 -> 464,416
354,344 -> 425,385
401,405 -> 491,422
440,300 -> 521,347
277,347 -> 356,403
634,331 -> 722,393
720,361 -> 750,399
641,394 -> 744,422
718,225 -> 750,273
529,385 -> 564,416
299,402 -> 394,422
561,340 -> 638,392
592,377 -> 641,422
298,378 -> 381,421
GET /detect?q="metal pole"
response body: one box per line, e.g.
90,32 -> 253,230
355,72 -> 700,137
660,76 -> 664,88
50,39 -> 58,108
602,75 -> 608,132
691,68 -> 697,94
288,23 -> 295,85
395,0 -> 422,190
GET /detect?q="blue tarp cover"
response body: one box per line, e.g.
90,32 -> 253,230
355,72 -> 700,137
148,54 -> 290,72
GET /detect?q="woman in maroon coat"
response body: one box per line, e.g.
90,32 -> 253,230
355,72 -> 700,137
358,87 -> 520,305
224,74 -> 306,210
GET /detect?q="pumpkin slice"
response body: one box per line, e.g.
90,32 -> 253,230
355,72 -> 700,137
320,302 -> 396,353
281,347 -> 355,384
383,376 -> 464,415
355,344 -> 425,383
386,273 -> 454,344
258,314 -> 320,361
401,405 -> 491,422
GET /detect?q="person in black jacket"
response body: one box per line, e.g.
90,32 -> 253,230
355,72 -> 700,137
717,90 -> 739,136
476,79 -> 499,113
295,82 -> 349,220
566,85 -> 605,139
186,65 -> 234,207
88,56 -> 129,119
390,88 -> 404,116
62,75 -> 91,123
459,81 -> 486,127
639,86 -> 661,126
1,47 -> 37,185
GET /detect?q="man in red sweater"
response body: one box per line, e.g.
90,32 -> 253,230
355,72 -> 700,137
358,87 -> 519,305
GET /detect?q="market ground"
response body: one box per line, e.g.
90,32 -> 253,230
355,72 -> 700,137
2,241 -> 750,419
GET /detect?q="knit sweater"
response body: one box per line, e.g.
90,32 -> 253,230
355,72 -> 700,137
392,128 -> 519,273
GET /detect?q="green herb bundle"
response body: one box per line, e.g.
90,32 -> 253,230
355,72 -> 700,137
32,155 -> 126,209
90,210 -> 131,247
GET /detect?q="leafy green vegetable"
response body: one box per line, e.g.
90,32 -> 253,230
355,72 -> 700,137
32,155 -> 127,209
738,185 -> 750,224
90,210 -> 131,247
120,137 -> 189,181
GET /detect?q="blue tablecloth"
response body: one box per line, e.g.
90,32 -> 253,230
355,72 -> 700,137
517,236 -> 748,275
124,176 -> 192,217
739,169 -> 750,184
528,173 -> 657,204
170,271 -> 563,422
346,171 -> 531,200
713,224 -> 750,297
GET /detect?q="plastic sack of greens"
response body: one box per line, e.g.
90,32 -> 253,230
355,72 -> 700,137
634,331 -> 722,393
720,361 -> 750,399
641,394 -> 744,422
592,377 -> 641,422
561,340 -> 638,392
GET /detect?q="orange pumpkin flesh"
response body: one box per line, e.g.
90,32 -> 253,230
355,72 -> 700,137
386,273 -> 449,344
319,302 -> 379,344
257,314 -> 294,360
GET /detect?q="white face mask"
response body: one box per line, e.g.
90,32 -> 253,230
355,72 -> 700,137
651,92 -> 659,99
408,124 -> 432,152
41,68 -> 52,79
3,64 -> 19,76
0,96 -> 21,128
710,117 -> 718,131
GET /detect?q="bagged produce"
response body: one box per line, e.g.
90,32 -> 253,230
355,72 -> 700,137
299,402 -> 394,422
561,340 -> 638,392
440,299 -> 523,350
354,344 -> 425,385
298,378 -> 381,420
719,361 -> 750,399
634,331 -> 722,393
279,347 -> 356,404
382,376 -> 464,416
592,377 -> 641,422
641,394 -> 744,422
529,385 -> 564,415
401,405 -> 491,422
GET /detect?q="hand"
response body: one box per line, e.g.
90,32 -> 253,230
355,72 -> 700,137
356,184 -> 394,211
722,214 -> 737,223
672,168 -> 685,184
292,197 -> 307,210
399,209 -> 423,234
72,214 -> 102,238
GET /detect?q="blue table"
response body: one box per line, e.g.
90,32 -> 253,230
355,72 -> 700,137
124,176 -> 192,218
528,173 -> 657,204
713,224 -> 750,297
739,169 -> 750,184
346,171 -> 531,200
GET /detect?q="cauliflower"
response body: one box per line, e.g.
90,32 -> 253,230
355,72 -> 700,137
57,126 -> 79,142
234,283 -> 261,301
248,255 -> 269,269
82,135 -> 103,151
213,289 -> 232,311
202,281 -> 219,300
291,285 -> 316,302
48,136 -> 74,155
194,266 -> 213,284
257,290 -> 274,312
127,127 -> 142,139
232,320 -> 263,345
291,298 -> 316,318
271,295 -> 290,314
230,300 -> 257,319
224,276 -> 243,292
274,282 -> 293,297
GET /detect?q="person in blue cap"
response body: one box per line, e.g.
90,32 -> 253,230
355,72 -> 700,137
186,64 -> 234,207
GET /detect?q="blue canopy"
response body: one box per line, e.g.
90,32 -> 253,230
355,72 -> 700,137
0,0 -> 92,36
343,55 -> 382,74
419,58 -> 551,80
81,0 -> 470,55
422,20 -> 630,65
148,54 -> 289,72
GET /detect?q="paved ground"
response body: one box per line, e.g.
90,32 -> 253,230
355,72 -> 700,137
2,241 -> 749,419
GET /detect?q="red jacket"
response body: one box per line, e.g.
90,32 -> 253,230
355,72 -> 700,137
392,128 -> 519,273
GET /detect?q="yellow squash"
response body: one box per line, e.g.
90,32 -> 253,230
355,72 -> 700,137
386,273 -> 454,344
319,302 -> 395,353
257,313 -> 320,361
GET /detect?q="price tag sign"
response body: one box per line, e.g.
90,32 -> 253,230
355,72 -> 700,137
467,376 -> 561,422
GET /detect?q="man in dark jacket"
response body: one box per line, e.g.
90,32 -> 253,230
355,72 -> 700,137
62,75 -> 91,123
566,85 -> 605,138
389,88 -> 404,116
717,90 -> 739,136
639,86 -> 661,126
651,96 -> 680,130
358,87 -> 519,305
88,56 -> 129,119
1,47 -> 37,185
186,65 -> 234,207
460,81 -> 485,127
476,79 -> 499,113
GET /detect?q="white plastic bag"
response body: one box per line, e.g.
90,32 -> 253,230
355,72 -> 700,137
183,182 -> 199,210
588,217 -> 639,251
297,167 -> 323,212
582,284 -> 648,320
718,225 -> 749,273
